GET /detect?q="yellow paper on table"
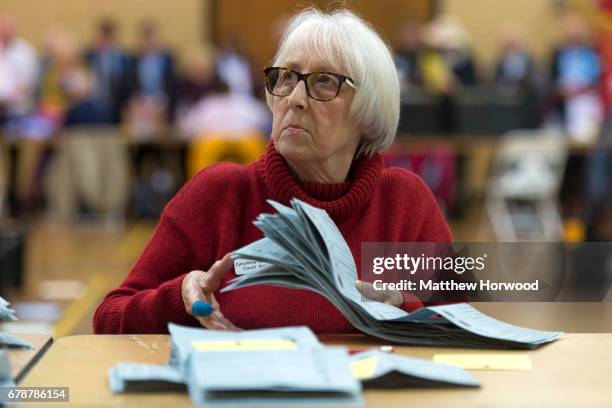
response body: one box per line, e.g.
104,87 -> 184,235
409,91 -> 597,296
433,354 -> 532,370
191,339 -> 297,352
350,356 -> 379,379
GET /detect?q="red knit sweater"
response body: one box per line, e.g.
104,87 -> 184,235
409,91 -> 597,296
94,142 -> 452,334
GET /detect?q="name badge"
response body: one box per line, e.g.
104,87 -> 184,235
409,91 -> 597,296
233,259 -> 271,275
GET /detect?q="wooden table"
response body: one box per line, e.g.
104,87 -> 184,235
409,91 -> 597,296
18,332 -> 612,407
5,334 -> 53,383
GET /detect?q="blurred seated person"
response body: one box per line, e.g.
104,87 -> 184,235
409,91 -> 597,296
0,15 -> 37,127
94,8 -> 452,334
178,79 -> 270,141
80,18 -> 129,125
177,78 -> 271,177
549,12 -> 602,141
494,22 -> 535,95
123,20 -> 176,140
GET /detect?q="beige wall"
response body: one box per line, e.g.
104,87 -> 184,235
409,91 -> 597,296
0,0 -> 208,54
442,0 -> 563,73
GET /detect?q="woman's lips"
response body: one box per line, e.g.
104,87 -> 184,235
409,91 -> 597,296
284,125 -> 307,134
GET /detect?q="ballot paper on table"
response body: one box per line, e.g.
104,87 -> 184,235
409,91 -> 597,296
0,349 -> 16,387
110,324 -> 362,406
350,350 -> 480,388
108,363 -> 185,393
223,198 -> 563,349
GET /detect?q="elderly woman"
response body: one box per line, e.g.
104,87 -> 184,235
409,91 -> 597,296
94,8 -> 451,334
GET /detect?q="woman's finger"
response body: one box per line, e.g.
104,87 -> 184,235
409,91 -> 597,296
200,254 -> 233,291
356,280 -> 386,302
209,253 -> 233,279
198,316 -> 230,330
356,280 -> 403,307
182,271 -> 206,314
215,312 -> 241,331
199,311 -> 238,331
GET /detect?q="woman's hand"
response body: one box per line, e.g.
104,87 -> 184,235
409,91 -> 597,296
356,280 -> 403,308
182,253 -> 240,330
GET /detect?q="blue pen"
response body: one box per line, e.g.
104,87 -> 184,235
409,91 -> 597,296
192,300 -> 214,317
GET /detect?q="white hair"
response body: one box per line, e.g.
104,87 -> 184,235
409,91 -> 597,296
266,8 -> 400,158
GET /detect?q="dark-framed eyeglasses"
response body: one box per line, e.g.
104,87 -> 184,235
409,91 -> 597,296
263,66 -> 356,102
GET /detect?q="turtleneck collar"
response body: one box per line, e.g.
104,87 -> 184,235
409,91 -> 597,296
263,141 -> 383,222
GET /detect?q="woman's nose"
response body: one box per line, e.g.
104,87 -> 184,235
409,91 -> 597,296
286,80 -> 308,109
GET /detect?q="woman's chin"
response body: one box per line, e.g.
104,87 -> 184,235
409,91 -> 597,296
275,138 -> 312,161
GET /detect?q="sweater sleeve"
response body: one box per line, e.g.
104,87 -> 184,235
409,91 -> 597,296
93,213 -> 199,334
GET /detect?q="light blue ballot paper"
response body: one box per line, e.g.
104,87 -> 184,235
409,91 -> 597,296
0,296 -> 17,322
0,350 -> 15,387
0,297 -> 32,349
0,332 -> 32,349
425,303 -> 563,345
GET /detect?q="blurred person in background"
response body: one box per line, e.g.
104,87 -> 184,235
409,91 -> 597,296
123,20 -> 177,140
584,120 -> 612,241
14,28 -> 91,140
0,15 -> 37,128
493,21 -> 540,128
9,28 -> 91,213
176,46 -> 218,117
421,15 -> 477,88
81,18 -> 129,125
582,1 -> 612,242
215,33 -> 256,96
394,19 -> 424,93
549,12 -> 603,141
494,22 -> 535,95
420,15 -> 477,133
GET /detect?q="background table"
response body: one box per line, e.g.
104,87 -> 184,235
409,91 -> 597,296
18,332 -> 612,407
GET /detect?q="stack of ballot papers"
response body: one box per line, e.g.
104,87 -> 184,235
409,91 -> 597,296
0,296 -> 31,349
110,324 -> 362,406
109,324 -> 481,406
350,350 -> 479,388
223,198 -> 563,349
